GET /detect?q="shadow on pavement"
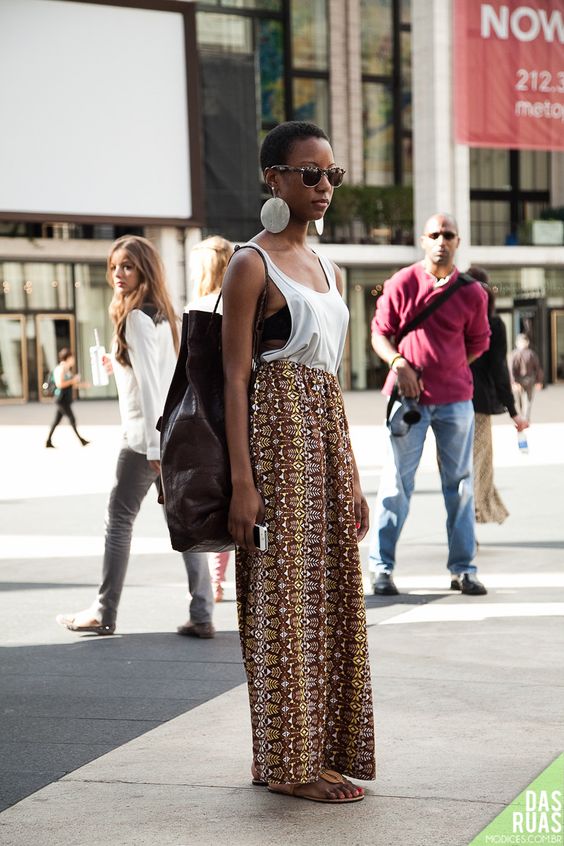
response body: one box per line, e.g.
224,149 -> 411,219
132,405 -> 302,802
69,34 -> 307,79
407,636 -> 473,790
0,631 -> 245,811
479,540 -> 564,549
364,592 -> 448,609
0,583 -> 97,592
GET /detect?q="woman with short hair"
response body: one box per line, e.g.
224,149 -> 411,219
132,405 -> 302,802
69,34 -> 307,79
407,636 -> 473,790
222,121 -> 375,803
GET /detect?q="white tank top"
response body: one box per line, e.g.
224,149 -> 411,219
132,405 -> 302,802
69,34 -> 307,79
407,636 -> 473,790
250,244 -> 349,376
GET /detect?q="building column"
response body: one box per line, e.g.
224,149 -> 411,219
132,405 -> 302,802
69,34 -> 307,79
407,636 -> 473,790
328,0 -> 349,171
411,0 -> 471,267
145,226 -> 188,311
346,0 -> 363,184
328,0 -> 363,183
550,152 -> 564,207
184,226 -> 204,304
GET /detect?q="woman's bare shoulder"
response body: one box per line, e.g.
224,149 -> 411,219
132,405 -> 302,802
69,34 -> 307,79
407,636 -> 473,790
223,244 -> 268,297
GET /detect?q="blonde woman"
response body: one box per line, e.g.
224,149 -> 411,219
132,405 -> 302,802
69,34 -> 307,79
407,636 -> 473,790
186,235 -> 233,602
57,235 -> 214,637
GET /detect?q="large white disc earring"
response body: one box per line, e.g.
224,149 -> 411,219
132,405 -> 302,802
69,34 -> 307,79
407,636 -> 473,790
315,217 -> 324,236
260,196 -> 290,234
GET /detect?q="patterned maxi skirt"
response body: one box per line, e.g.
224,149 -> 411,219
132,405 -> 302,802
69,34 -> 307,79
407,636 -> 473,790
474,412 -> 509,524
236,360 -> 376,785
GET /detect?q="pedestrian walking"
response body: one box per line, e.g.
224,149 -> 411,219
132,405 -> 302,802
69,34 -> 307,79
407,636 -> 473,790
468,267 -> 528,524
369,213 -> 491,596
222,121 -> 375,803
186,235 -> 234,602
56,235 -> 214,637
509,334 -> 543,422
45,349 -> 89,448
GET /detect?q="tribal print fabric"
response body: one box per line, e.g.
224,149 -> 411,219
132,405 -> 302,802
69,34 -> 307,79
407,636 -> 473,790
236,359 -> 376,785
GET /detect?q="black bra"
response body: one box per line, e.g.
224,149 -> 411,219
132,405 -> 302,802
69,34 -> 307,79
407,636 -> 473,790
262,305 -> 291,343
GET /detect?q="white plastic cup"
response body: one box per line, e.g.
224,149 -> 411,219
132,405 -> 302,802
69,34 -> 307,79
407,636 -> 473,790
90,330 -> 109,387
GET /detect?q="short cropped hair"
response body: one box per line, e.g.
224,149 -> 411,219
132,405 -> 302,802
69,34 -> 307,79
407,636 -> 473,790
260,121 -> 329,172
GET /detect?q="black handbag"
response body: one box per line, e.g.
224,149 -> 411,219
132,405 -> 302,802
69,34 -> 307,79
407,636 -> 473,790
159,245 -> 268,553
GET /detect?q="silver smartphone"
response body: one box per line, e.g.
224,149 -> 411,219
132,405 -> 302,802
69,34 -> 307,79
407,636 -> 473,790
253,524 -> 268,552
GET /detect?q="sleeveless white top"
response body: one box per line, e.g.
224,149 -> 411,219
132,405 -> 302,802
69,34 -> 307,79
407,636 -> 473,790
250,244 -> 349,376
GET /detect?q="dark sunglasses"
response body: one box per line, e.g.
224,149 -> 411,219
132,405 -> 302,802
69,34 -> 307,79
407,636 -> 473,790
267,165 -> 346,188
425,231 -> 458,241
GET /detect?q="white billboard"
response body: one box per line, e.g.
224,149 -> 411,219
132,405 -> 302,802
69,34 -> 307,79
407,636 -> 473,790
0,0 -> 202,224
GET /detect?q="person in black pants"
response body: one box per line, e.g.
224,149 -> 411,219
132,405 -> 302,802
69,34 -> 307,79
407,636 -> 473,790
45,348 -> 89,447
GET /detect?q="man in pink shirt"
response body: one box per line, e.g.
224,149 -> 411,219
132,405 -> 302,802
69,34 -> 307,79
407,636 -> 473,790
369,213 -> 490,596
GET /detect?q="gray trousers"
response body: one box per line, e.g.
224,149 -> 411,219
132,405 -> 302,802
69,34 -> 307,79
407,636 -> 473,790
94,445 -> 214,628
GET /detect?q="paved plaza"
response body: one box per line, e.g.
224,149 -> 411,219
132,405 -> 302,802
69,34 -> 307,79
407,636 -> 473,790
1,389 -> 563,845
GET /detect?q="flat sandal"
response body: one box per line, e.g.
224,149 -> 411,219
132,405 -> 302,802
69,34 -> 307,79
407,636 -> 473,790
56,614 -> 115,635
267,769 -> 364,804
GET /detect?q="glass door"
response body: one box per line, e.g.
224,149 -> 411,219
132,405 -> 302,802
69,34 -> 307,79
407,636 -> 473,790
35,314 -> 75,402
551,310 -> 564,383
0,315 -> 27,403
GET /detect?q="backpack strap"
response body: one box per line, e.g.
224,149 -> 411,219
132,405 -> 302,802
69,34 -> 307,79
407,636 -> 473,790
232,244 -> 269,371
209,244 -> 269,373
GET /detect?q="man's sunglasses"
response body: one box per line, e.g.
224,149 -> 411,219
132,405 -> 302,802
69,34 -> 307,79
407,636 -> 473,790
267,165 -> 346,188
425,231 -> 458,241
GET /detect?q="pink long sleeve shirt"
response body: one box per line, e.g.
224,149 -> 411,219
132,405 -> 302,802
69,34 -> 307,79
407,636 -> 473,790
372,262 -> 490,405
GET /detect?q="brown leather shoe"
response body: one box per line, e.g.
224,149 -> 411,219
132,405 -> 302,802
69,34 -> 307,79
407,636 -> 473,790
176,621 -> 215,638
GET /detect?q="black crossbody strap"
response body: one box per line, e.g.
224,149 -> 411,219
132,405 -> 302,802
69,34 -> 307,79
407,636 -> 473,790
396,272 -> 473,344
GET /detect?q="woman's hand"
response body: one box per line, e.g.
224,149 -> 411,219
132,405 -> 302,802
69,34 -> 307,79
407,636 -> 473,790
148,459 -> 161,474
512,415 -> 529,433
228,481 -> 265,550
102,355 -> 113,375
353,478 -> 370,542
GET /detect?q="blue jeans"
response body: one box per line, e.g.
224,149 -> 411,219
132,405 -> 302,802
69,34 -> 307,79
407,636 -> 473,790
368,400 -> 477,576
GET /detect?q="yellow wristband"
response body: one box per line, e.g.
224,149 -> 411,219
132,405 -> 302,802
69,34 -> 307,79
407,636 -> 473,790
389,353 -> 404,371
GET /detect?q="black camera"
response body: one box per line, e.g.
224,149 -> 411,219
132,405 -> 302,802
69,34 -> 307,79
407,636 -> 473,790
387,395 -> 422,437
400,396 -> 422,425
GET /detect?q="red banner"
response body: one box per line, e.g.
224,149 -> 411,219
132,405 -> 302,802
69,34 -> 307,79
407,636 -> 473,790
454,0 -> 564,150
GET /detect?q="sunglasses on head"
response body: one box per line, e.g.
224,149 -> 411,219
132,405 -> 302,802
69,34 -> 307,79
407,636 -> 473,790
425,230 -> 458,241
267,165 -> 346,188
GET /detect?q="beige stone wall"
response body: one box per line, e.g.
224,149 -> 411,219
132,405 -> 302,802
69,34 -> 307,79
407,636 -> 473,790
328,0 -> 363,183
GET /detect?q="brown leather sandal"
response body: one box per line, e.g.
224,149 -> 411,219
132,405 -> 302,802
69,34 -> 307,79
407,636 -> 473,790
267,769 -> 364,804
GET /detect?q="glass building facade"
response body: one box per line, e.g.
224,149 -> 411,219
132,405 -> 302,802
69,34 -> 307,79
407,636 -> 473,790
1,0 -> 563,403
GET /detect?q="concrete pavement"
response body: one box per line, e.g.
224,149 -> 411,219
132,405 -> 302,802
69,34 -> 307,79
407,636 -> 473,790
1,389 -> 563,845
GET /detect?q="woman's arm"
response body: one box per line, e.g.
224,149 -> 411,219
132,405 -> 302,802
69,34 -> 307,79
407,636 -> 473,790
490,319 -> 529,432
126,310 -> 161,468
332,262 -> 370,541
490,320 -> 517,414
54,363 -> 79,389
222,248 -> 267,549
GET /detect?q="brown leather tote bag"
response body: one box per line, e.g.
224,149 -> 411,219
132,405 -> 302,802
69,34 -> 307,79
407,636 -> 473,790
159,245 -> 268,552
